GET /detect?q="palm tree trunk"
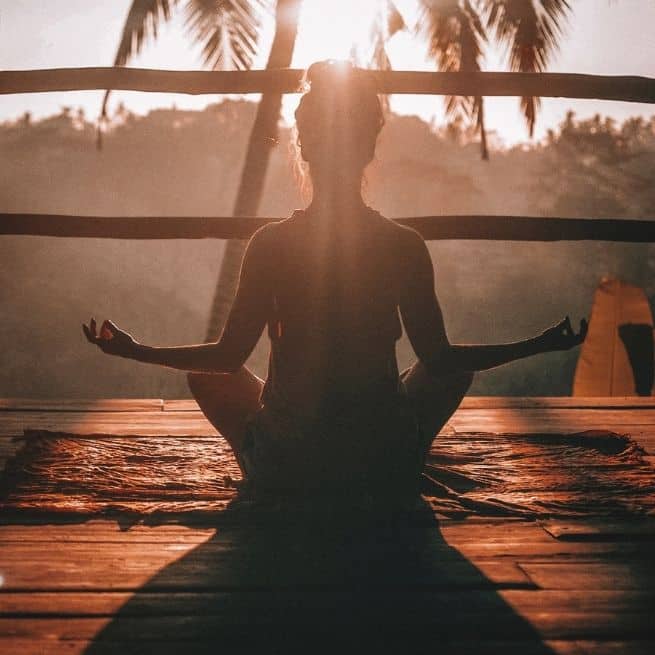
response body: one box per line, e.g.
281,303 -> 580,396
204,0 -> 301,340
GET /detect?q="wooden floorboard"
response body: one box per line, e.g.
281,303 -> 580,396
1,638 -> 634,655
0,399 -> 164,412
541,519 -> 655,541
0,398 -> 654,654
162,397 -> 655,412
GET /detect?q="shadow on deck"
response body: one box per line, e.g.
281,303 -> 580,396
1,398 -> 655,654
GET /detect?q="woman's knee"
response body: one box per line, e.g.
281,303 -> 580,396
186,372 -> 218,401
453,369 -> 474,392
403,361 -> 473,393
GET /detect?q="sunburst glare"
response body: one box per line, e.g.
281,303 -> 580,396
293,0 -> 384,66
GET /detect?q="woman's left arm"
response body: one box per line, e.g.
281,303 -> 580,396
82,226 -> 272,374
448,316 -> 588,372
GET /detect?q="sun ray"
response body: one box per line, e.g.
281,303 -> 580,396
292,0 -> 383,67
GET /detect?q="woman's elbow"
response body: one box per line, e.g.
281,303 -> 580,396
209,343 -> 246,374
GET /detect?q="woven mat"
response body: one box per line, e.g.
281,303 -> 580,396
1,429 -> 654,519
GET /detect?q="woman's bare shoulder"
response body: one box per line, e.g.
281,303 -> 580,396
249,209 -> 301,248
373,210 -> 425,252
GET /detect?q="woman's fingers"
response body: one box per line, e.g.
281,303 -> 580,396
82,323 -> 95,343
83,320 -> 100,343
83,317 -> 116,347
563,315 -> 573,336
100,320 -> 114,340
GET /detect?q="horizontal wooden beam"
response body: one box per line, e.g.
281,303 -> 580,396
1,68 -> 654,103
2,213 -> 655,242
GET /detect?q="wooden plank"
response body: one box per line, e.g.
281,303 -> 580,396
449,411 -> 655,433
3,590 -> 655,617
3,213 -> 655,242
0,638 -> 600,655
0,550 -> 532,591
0,519 -> 542,544
2,68 -> 654,103
163,400 -> 201,412
0,399 -> 163,412
573,643 -> 655,655
541,520 -> 655,541
449,408 -> 655,424
0,523 -> 217,544
0,520 -> 650,561
0,413 -> 218,437
459,397 -> 655,409
3,538 -> 652,562
6,407 -> 655,437
447,540 -> 654,560
3,398 -> 654,412
1,610 -> 653,640
0,437 -> 23,458
519,562 -> 655,590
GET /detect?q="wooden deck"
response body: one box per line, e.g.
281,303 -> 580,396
1,397 -> 655,654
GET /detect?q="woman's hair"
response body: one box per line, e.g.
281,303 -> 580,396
293,60 -> 385,196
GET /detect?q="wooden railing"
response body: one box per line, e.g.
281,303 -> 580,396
2,213 -> 654,242
2,68 -> 654,104
2,67 -> 655,242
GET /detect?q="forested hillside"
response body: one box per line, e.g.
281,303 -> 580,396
2,102 -> 654,397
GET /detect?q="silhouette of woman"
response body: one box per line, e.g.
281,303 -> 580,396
83,60 -> 587,500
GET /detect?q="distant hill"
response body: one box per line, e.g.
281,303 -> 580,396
2,102 -> 654,397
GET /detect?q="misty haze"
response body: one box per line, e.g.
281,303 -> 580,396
2,100 -> 654,398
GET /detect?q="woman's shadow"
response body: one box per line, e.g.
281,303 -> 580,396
83,498 -> 556,654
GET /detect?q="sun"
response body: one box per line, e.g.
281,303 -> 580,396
280,0 -> 391,123
292,0 -> 384,68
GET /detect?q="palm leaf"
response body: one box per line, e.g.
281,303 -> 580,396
113,0 -> 179,67
418,0 -> 488,158
100,0 -> 178,122
367,0 -> 405,70
184,0 -> 266,71
387,0 -> 406,37
486,0 -> 571,136
368,0 -> 406,111
348,1 -> 405,113
99,0 -> 267,148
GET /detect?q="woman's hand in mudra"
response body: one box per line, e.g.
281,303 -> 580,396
539,316 -> 588,352
82,317 -> 138,358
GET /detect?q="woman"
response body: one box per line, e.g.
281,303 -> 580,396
83,61 -> 587,500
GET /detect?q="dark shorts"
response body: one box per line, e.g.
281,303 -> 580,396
241,363 -> 473,498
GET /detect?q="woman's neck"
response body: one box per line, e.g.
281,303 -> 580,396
307,169 -> 367,219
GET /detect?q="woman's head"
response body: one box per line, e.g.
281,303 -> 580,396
295,60 -> 385,185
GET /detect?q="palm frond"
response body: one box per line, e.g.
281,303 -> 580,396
184,0 -> 266,71
99,0 -> 178,146
418,0 -> 488,158
387,0 -> 406,37
366,1 -> 406,111
486,0 -> 571,136
113,0 -> 179,67
367,0 -> 405,69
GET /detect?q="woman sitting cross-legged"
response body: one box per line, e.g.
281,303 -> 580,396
83,60 -> 586,502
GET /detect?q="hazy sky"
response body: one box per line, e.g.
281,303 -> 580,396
1,0 -> 654,144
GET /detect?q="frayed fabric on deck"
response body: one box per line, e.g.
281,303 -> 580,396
1,428 -> 654,519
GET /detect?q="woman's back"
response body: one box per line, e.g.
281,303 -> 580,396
261,206 -> 408,417
246,206 -> 424,495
